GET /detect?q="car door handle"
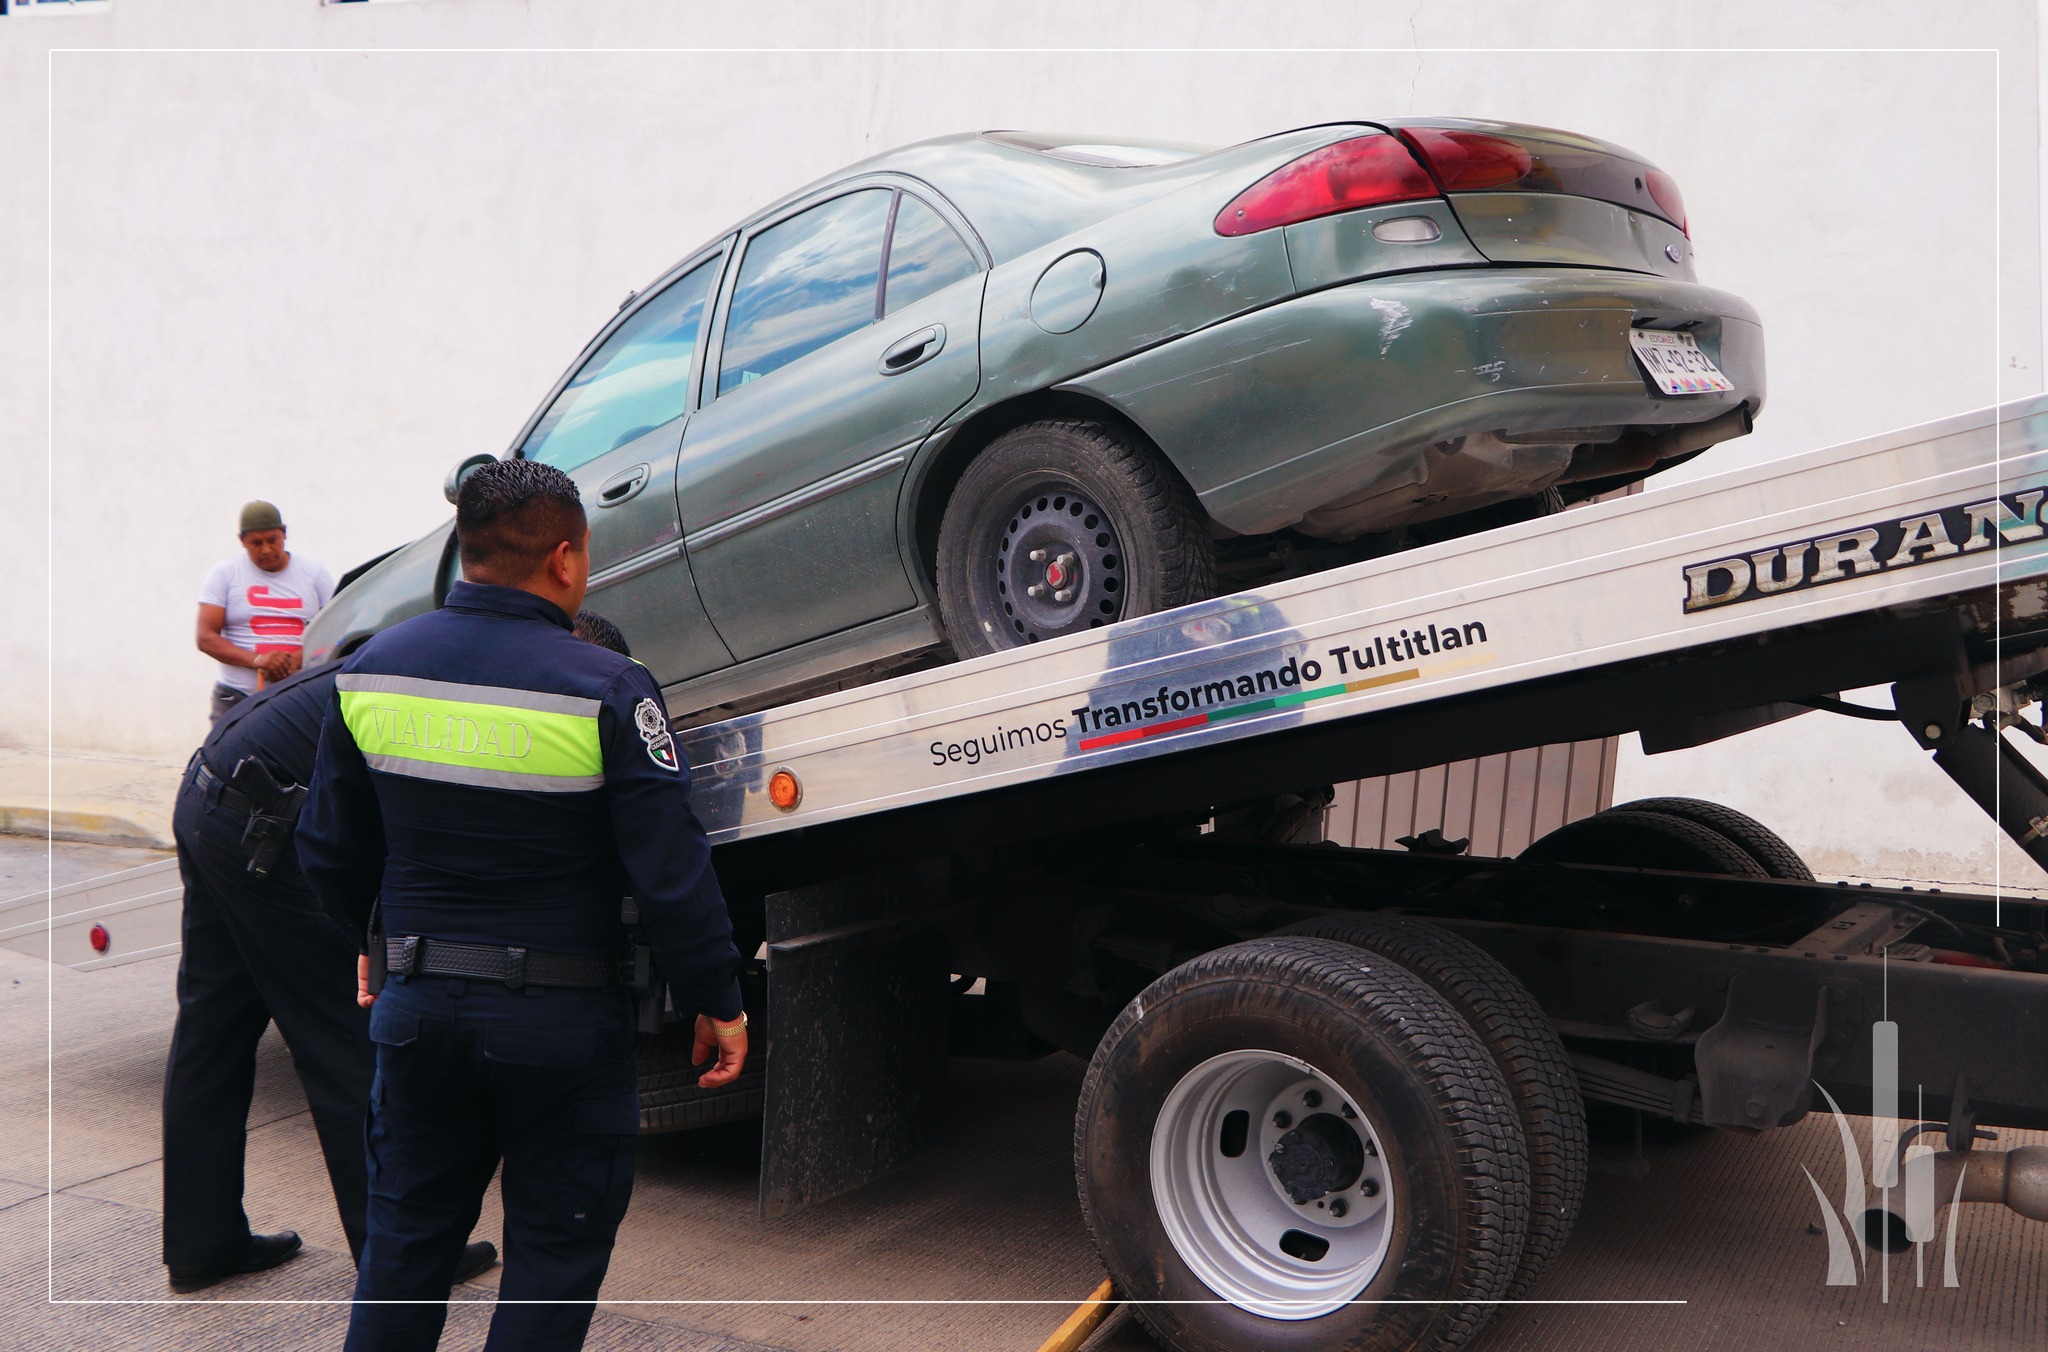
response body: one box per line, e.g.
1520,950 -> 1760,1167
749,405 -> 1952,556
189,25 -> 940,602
878,325 -> 945,375
597,464 -> 651,507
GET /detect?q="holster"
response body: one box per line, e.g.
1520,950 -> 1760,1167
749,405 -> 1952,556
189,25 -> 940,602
229,756 -> 306,879
621,894 -> 663,1034
365,899 -> 387,996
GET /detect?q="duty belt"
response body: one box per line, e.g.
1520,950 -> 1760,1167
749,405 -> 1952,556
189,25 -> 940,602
385,935 -> 621,990
194,762 -> 256,816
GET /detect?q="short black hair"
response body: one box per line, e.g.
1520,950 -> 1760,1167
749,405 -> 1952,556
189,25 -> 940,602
573,610 -> 631,658
456,459 -> 587,580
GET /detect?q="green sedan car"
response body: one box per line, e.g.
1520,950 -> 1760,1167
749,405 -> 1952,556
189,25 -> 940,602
305,119 -> 1762,718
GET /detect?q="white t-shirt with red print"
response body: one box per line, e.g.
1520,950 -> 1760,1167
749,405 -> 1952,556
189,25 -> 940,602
199,553 -> 336,693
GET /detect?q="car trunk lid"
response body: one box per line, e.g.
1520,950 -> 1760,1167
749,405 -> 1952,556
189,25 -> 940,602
1375,119 -> 1695,280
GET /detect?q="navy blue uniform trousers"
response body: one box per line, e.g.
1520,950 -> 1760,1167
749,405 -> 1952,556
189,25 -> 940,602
344,974 -> 640,1352
163,760 -> 373,1267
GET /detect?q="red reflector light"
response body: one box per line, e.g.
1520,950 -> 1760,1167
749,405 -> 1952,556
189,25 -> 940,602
1644,168 -> 1688,236
88,923 -> 110,954
1215,135 -> 1438,237
1396,128 -> 1534,191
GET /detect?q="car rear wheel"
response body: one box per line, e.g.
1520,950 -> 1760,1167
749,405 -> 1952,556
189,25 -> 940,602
936,419 -> 1213,657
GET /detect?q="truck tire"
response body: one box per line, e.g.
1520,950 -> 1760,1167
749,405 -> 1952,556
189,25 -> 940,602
1519,809 -> 1766,878
937,420 -> 1214,657
635,1028 -> 765,1134
1076,937 -> 1529,1352
1611,797 -> 1815,880
1273,913 -> 1585,1299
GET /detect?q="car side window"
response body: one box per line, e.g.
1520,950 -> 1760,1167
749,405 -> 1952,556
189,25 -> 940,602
522,257 -> 719,472
884,195 -> 979,316
717,188 -> 892,397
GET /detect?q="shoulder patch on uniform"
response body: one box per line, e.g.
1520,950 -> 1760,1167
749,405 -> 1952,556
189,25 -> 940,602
634,697 -> 680,771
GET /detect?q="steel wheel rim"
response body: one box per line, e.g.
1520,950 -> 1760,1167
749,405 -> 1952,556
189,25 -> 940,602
1150,1049 -> 1395,1319
988,480 -> 1125,644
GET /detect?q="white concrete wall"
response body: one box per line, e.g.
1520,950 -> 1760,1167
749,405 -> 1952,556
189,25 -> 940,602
2,2 -> 2041,886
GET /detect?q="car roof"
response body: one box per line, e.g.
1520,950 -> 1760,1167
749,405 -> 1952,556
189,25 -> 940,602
735,131 -> 1245,264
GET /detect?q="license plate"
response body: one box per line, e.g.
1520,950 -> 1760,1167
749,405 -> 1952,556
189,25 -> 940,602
1629,328 -> 1734,396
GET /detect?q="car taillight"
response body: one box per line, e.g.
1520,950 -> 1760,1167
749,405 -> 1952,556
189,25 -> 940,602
1644,168 -> 1688,237
1390,121 -> 1690,238
1214,135 -> 1438,237
1396,128 -> 1533,191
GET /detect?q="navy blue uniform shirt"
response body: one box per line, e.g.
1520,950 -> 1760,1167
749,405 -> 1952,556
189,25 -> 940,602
202,663 -> 338,787
297,581 -> 742,1021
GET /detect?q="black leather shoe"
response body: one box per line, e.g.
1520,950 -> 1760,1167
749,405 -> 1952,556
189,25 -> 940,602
454,1239 -> 499,1284
167,1230 -> 303,1293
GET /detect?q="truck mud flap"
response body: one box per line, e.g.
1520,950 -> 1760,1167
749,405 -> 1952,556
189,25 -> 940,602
759,861 -> 952,1219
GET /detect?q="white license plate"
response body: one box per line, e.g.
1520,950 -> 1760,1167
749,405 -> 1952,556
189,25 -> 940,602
1628,328 -> 1734,396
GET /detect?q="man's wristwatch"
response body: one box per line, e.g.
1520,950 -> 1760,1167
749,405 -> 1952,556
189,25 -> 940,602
711,1011 -> 748,1038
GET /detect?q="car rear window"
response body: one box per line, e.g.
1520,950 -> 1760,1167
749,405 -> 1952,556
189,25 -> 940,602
883,195 -> 978,316
718,189 -> 892,396
521,257 -> 718,472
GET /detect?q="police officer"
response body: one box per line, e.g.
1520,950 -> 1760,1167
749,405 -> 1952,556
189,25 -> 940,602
299,459 -> 747,1352
162,660 -> 504,1292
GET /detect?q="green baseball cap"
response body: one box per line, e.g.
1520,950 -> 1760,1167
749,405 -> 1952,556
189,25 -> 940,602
239,501 -> 284,534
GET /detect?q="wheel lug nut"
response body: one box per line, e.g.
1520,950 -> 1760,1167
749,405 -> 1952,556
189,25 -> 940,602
1303,1089 -> 1322,1108
1273,1111 -> 1292,1129
1056,552 -> 1077,570
1028,548 -> 1048,562
1362,1177 -> 1380,1197
1026,584 -> 1046,598
1053,588 -> 1073,603
1330,1198 -> 1348,1217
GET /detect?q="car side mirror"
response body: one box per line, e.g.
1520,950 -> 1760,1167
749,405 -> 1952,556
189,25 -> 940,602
444,453 -> 498,505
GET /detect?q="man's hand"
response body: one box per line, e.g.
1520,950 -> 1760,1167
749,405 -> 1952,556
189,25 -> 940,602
356,954 -> 376,1009
693,1013 -> 748,1087
256,650 -> 299,681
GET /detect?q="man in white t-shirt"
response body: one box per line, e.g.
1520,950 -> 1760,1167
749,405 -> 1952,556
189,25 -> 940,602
197,501 -> 336,722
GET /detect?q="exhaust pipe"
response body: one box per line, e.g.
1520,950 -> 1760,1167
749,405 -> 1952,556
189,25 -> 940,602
1857,1145 -> 2048,1251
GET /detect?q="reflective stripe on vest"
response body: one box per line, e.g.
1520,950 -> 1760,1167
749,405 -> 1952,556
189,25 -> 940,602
336,673 -> 603,793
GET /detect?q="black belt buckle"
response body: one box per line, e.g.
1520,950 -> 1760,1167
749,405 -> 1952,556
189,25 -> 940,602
505,947 -> 527,990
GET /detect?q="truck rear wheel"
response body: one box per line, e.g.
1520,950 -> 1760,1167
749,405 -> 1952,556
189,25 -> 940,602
635,1028 -> 765,1133
1520,808 -> 1766,877
1611,797 -> 1815,880
1273,913 -> 1585,1298
1075,937 -> 1528,1352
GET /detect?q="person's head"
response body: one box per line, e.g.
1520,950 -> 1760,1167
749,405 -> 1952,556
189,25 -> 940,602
455,459 -> 590,615
238,501 -> 288,573
572,610 -> 631,658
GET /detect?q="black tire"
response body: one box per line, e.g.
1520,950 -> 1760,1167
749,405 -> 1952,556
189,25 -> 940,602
635,1028 -> 765,1134
1076,937 -> 1529,1352
1519,809 -> 1767,878
936,419 -> 1214,657
1273,913 -> 1586,1299
1611,797 -> 1815,880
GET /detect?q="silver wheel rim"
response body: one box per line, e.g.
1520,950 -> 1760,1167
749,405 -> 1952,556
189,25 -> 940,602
1150,1050 -> 1394,1320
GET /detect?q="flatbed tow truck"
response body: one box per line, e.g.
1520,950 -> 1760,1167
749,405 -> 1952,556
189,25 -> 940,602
10,395 -> 2048,1350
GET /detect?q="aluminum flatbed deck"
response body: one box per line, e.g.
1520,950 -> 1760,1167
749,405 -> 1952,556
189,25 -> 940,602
688,395 -> 2048,858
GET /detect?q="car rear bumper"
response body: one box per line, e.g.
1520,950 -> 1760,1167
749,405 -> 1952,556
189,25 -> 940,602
1065,268 -> 1764,537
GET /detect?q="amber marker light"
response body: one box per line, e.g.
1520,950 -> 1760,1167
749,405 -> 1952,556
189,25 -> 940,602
768,769 -> 802,812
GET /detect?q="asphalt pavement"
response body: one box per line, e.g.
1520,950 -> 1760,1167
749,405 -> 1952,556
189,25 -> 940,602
3,833 -> 2044,1351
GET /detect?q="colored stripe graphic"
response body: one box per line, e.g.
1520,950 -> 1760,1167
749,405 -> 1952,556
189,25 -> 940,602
1076,667 -> 1421,752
